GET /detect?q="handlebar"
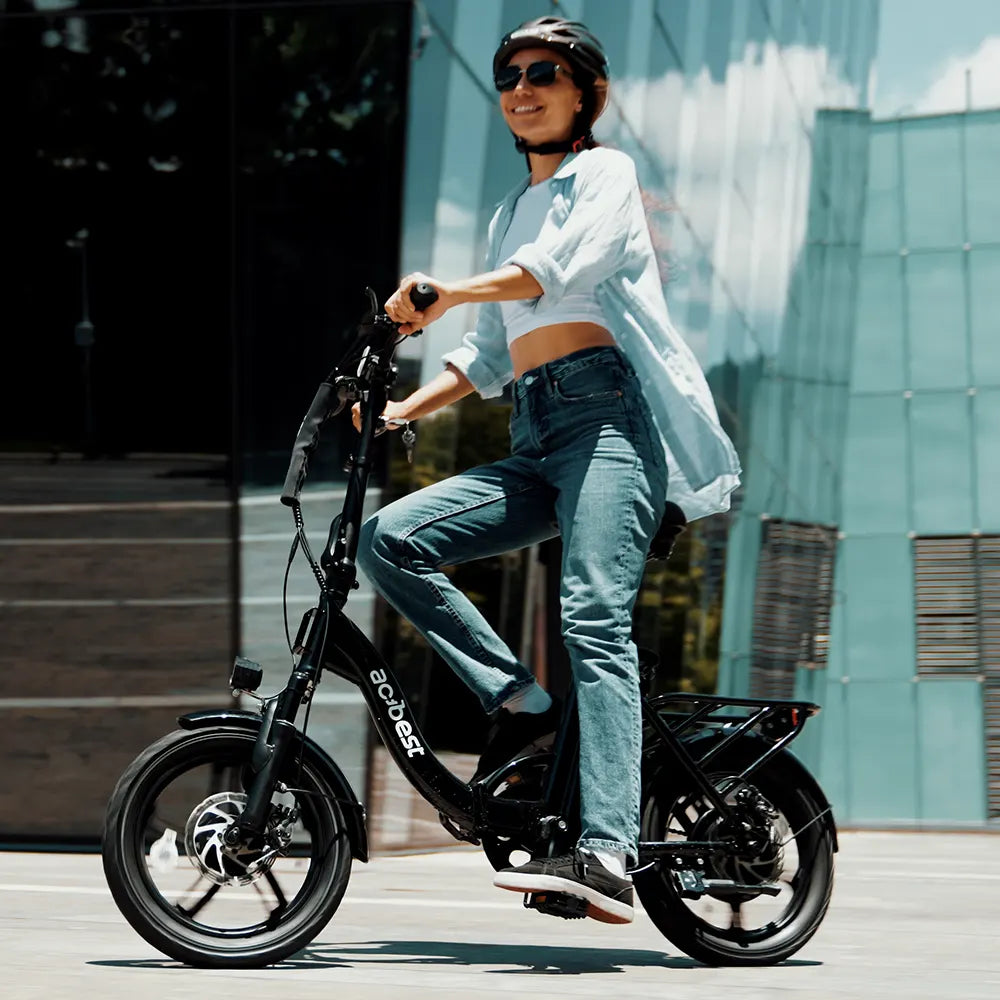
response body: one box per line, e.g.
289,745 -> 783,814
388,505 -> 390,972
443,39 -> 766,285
410,282 -> 438,313
279,282 -> 439,508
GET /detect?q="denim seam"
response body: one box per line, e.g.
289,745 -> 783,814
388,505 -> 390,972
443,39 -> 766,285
398,482 -> 537,551
618,419 -> 642,852
624,385 -> 667,498
576,434 -> 641,856
416,572 -> 532,713
620,406 -> 646,853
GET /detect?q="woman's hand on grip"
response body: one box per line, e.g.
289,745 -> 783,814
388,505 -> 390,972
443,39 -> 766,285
385,272 -> 455,335
351,397 -> 409,434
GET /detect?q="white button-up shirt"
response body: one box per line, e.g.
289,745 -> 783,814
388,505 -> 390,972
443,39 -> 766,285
441,147 -> 742,522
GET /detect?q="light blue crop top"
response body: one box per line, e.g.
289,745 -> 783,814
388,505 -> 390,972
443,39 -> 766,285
496,179 -> 607,345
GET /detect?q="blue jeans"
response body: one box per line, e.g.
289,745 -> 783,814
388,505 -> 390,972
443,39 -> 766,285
357,346 -> 668,861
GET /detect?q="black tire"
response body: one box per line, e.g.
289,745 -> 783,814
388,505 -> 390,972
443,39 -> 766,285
635,746 -> 834,966
102,727 -> 352,968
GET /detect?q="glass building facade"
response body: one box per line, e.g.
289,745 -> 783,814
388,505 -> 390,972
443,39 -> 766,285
391,0 -> 881,793
396,3 -> 998,830
814,108 -> 1000,826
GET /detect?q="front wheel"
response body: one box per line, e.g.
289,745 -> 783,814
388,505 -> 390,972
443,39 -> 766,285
102,727 -> 352,967
635,747 -> 835,966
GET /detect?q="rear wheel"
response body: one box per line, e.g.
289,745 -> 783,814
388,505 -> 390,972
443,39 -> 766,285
635,748 -> 834,966
102,727 -> 352,967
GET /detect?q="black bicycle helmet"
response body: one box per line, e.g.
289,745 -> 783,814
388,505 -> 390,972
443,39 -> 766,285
494,16 -> 610,156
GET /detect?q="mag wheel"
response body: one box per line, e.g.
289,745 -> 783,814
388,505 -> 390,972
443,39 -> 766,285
102,727 -> 352,968
635,748 -> 834,966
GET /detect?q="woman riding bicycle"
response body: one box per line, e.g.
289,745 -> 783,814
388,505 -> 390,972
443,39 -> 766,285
357,16 -> 740,924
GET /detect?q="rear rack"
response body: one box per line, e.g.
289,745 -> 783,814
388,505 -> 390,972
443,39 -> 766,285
643,692 -> 821,783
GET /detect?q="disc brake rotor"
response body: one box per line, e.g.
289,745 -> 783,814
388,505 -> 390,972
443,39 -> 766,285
689,781 -> 785,887
183,791 -> 278,886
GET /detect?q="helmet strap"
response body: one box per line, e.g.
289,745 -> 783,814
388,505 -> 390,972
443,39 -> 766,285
514,130 -> 593,156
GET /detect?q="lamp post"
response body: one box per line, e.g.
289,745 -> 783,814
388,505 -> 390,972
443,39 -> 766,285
66,228 -> 96,457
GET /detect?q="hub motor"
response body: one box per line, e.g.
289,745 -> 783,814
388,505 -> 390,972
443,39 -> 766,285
183,791 -> 296,886
691,780 -> 785,887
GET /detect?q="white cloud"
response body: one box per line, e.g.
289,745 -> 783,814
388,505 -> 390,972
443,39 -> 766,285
603,41 -> 863,366
876,36 -> 1000,116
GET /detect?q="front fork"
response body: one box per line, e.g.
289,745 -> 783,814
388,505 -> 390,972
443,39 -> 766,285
227,360 -> 390,847
223,613 -> 326,847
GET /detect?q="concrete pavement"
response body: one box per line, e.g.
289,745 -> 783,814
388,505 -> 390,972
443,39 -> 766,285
1,831 -> 998,1000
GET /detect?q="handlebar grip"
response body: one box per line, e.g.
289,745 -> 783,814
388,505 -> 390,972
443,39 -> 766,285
409,282 -> 439,312
280,382 -> 336,507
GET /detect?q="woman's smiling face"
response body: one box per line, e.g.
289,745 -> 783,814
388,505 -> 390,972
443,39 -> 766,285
499,46 -> 584,146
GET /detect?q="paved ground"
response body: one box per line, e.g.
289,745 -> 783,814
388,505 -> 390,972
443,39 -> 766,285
1,831 -> 998,999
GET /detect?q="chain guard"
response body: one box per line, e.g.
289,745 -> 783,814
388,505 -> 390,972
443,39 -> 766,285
475,753 -> 557,872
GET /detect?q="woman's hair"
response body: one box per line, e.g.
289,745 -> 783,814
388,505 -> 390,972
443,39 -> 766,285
573,88 -> 600,150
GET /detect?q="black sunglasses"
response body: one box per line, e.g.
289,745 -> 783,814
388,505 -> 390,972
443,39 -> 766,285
494,60 -> 568,92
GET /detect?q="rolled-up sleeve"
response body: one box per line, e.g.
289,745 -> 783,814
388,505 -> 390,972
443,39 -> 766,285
504,149 -> 643,311
440,300 -> 513,399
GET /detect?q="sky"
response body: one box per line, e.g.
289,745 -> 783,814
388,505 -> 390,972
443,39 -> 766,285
873,0 -> 1000,116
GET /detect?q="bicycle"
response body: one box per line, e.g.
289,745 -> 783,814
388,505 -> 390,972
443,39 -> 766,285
101,284 -> 837,968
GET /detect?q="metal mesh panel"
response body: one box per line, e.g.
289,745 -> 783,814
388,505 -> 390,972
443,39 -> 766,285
913,535 -> 1000,818
986,683 -> 1000,820
978,539 -> 1000,818
914,538 -> 980,674
749,520 -> 837,699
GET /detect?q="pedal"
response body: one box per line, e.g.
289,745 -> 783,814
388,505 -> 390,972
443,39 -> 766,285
673,868 -> 707,899
437,812 -> 480,846
523,891 -> 588,920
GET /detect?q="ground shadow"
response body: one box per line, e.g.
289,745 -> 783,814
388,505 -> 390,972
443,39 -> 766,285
90,939 -> 821,975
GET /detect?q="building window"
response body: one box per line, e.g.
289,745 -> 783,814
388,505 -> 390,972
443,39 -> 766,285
913,536 -> 1000,818
749,519 -> 838,699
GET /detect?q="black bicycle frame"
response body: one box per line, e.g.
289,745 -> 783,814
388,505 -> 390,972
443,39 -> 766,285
229,303 -> 827,859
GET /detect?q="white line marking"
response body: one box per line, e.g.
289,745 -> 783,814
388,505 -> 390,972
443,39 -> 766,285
0,594 -> 374,608
0,538 -> 228,546
0,533 -> 344,545
0,883 -> 513,910
0,696 -> 234,710
0,488 -> 373,516
0,501 -> 230,514
0,692 -> 365,710
3,868 -> 998,907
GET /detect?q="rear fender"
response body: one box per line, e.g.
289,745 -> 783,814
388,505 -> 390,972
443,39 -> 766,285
178,709 -> 369,862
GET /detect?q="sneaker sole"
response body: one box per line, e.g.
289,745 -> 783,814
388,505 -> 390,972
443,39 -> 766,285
492,871 -> 634,924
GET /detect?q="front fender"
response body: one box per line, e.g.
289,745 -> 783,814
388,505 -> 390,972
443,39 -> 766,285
178,709 -> 369,862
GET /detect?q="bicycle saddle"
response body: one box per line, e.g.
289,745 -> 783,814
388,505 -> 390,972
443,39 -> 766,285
647,501 -> 687,562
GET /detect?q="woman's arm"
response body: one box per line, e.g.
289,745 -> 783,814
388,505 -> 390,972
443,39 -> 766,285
398,364 -> 476,418
385,265 -> 541,335
351,363 -> 474,432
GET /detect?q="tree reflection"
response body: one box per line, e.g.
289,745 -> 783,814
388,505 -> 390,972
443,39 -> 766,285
2,3 -> 411,459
